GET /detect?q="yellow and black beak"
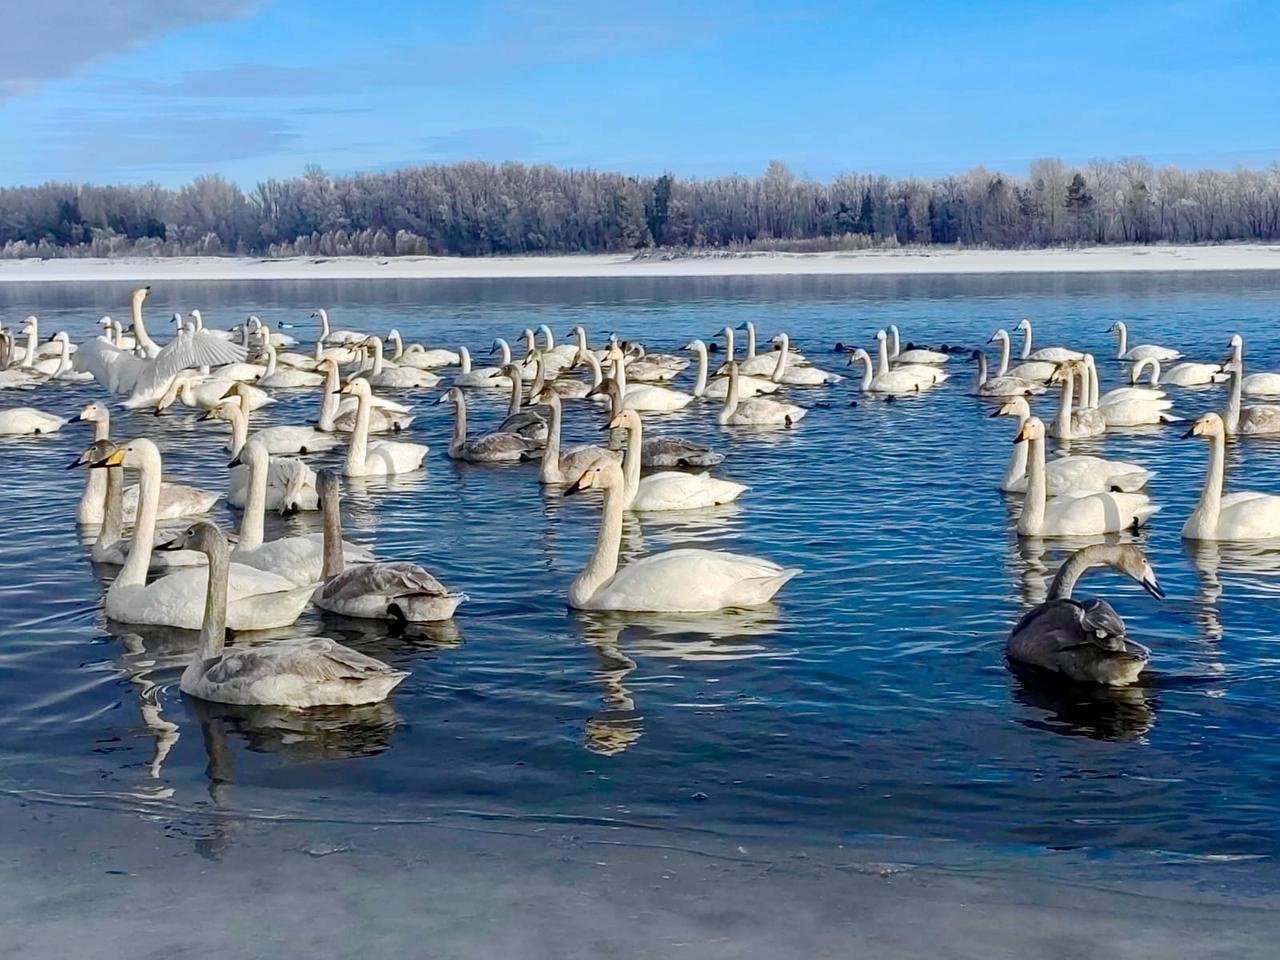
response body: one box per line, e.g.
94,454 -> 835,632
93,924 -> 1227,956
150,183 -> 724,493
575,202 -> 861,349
87,448 -> 126,470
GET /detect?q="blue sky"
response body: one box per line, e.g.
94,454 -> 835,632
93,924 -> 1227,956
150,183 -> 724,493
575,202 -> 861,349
1,0 -> 1277,186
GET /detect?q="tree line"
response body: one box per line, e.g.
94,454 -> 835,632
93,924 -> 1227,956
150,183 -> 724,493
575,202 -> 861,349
1,157 -> 1278,260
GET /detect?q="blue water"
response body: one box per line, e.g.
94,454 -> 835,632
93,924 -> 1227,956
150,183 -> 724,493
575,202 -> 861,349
3,271 -> 1280,868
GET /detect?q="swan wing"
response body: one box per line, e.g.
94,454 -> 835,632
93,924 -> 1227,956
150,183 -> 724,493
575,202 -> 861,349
595,548 -> 799,611
203,637 -> 404,687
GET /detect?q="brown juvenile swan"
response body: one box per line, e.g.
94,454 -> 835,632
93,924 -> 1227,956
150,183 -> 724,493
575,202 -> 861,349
1007,544 -> 1163,686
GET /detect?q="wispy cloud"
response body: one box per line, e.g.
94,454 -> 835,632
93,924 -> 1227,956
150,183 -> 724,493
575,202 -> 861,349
0,0 -> 264,98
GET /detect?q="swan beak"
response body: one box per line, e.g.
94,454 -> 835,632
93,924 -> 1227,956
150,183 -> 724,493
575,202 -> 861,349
1013,424 -> 1032,443
65,454 -> 87,469
1140,566 -> 1165,600
227,454 -> 242,468
87,448 -> 126,470
155,536 -> 183,552
1180,425 -> 1198,439
197,409 -> 216,422
989,408 -> 1005,418
433,394 -> 449,405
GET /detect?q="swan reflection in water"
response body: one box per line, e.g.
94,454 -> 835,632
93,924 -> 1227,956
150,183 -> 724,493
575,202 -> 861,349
574,605 -> 790,757
1009,666 -> 1158,742
1184,538 -> 1280,644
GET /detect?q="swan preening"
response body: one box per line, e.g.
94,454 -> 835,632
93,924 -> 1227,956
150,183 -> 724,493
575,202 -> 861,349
1008,544 -> 1162,686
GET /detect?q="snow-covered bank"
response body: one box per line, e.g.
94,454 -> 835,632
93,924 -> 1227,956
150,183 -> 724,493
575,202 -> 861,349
1,243 -> 1279,283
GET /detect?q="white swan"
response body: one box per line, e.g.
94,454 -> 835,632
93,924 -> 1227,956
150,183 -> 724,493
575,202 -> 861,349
1014,417 -> 1158,536
203,396 -> 341,456
735,323 -> 793,376
769,333 -> 841,385
590,379 -> 726,467
535,388 -> 618,485
0,405 -> 65,435
84,440 -> 314,630
1225,334 -> 1280,397
1110,321 -> 1181,362
257,341 -> 323,388
1183,412 -> 1280,540
686,339 -> 777,399
994,397 -> 1150,495
164,520 -> 407,706
970,350 -> 1044,397
76,402 -> 220,522
496,363 -> 551,443
847,348 -> 933,395
359,337 -> 441,389
437,386 -> 536,463
313,469 -> 465,622
314,358 -> 413,434
888,325 -> 948,365
453,345 -> 511,389
155,373 -> 274,414
566,458 -> 799,611
537,324 -> 583,368
341,378 -> 429,477
607,345 -> 692,412
1130,355 -> 1227,389
1093,355 -> 1181,427
611,409 -> 746,511
1047,361 -> 1106,439
875,330 -> 946,384
312,308 -> 365,345
245,315 -> 298,349
385,329 -> 459,369
1223,360 -> 1280,436
27,332 -> 91,381
718,362 -> 806,426
1016,318 -> 1083,363
230,440 -> 373,584
0,333 -> 39,390
72,441 -> 207,568
988,328 -> 1057,382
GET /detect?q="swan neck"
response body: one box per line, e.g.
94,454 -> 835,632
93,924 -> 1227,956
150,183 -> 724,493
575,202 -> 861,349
890,326 -> 901,358
132,295 -> 158,355
98,465 -> 124,551
1056,376 -> 1074,438
450,393 -> 468,457
1020,322 -> 1032,359
120,447 -> 161,587
320,483 -> 344,581
1019,432 -> 1047,534
239,450 -> 267,551
572,480 -> 624,606
370,338 -> 384,376
197,537 -> 230,663
1049,547 -> 1110,600
1115,323 -> 1128,358
318,368 -> 339,431
540,396 -> 562,482
623,417 -> 642,506
1004,414 -> 1029,490
858,353 -> 873,391
507,367 -> 523,416
1225,364 -> 1242,434
996,333 -> 1010,376
389,331 -> 403,359
1193,429 -> 1226,527
346,390 -> 371,474
975,352 -> 988,388
745,324 -> 756,358
228,405 -> 248,457
876,336 -> 889,375
771,335 -> 790,383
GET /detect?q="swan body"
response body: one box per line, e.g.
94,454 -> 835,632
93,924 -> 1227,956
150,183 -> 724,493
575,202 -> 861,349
611,409 -> 746,511
994,397 -> 1150,495
360,337 -> 441,389
887,326 -> 948,365
1014,417 -> 1158,536
453,346 -> 511,389
970,350 -> 1044,397
314,359 -> 414,434
257,342 -> 323,388
341,379 -> 428,476
156,374 -> 274,414
438,387 -> 537,463
313,470 -> 464,621
0,406 -> 65,435
718,363 -> 806,425
1133,356 -> 1227,388
84,440 -> 314,630
848,348 -> 933,395
1016,318 -> 1083,363
607,346 -> 692,412
1110,321 -> 1181,362
536,388 -> 618,485
1182,412 -> 1280,540
1048,361 -> 1106,439
1008,544 -> 1161,686
229,441 -> 373,584
769,334 -> 840,385
386,330 -> 459,369
1222,359 -> 1280,436
686,340 -> 777,398
206,398 -> 341,456
567,459 -> 799,612
164,521 -> 406,706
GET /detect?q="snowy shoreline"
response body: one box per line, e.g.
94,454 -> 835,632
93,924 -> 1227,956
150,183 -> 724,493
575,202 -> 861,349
1,243 -> 1279,283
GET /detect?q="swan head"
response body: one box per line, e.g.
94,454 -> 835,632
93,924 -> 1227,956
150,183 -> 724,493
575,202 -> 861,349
98,316 -> 112,328
1016,318 -> 1031,332
846,348 -> 871,366
435,386 -> 464,406
875,329 -> 887,342
85,436 -> 157,470
1048,361 -> 1078,384
131,287 -> 150,304
1108,321 -> 1126,334
992,396 -> 1031,420
339,377 -> 373,398
1013,417 -> 1046,444
157,520 -> 224,555
533,386 -> 559,406
78,401 -> 109,424
68,439 -> 118,470
607,409 -> 641,433
684,339 -> 705,353
1108,544 -> 1164,600
1184,412 -> 1225,440
570,457 -> 624,495
987,329 -> 1008,344
228,438 -> 269,470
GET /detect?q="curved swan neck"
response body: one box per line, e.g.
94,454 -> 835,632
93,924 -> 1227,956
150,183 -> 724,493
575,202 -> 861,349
975,351 -> 989,389
369,337 -> 385,376
226,404 -> 248,456
571,476 -> 625,606
720,364 -> 740,421
264,341 -> 278,377
995,332 -> 1010,376
692,344 -> 708,396
771,334 -> 790,383
1019,322 -> 1032,360
197,534 -> 230,662
584,351 -> 603,388
1192,427 -> 1226,528
530,355 -> 547,397
611,352 -> 628,395
876,335 -> 889,376
239,446 -> 268,551
1114,322 -> 1128,358
745,323 -> 757,358
320,480 -> 345,581
80,411 -> 111,521
890,325 -> 901,359
1086,358 -> 1099,408
856,353 -> 873,391
458,347 -> 472,374
388,330 -> 404,359
1049,545 -> 1116,600
132,293 -> 159,356
120,444 -> 162,588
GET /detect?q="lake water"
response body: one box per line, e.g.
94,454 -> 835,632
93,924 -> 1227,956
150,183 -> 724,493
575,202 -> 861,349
3,271 -> 1280,883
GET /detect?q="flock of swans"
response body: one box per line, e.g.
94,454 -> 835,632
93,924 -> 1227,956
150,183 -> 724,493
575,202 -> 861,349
2,287 -> 1279,711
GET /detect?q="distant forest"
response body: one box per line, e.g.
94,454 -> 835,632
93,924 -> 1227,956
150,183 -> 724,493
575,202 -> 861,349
2,158 -> 1279,259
